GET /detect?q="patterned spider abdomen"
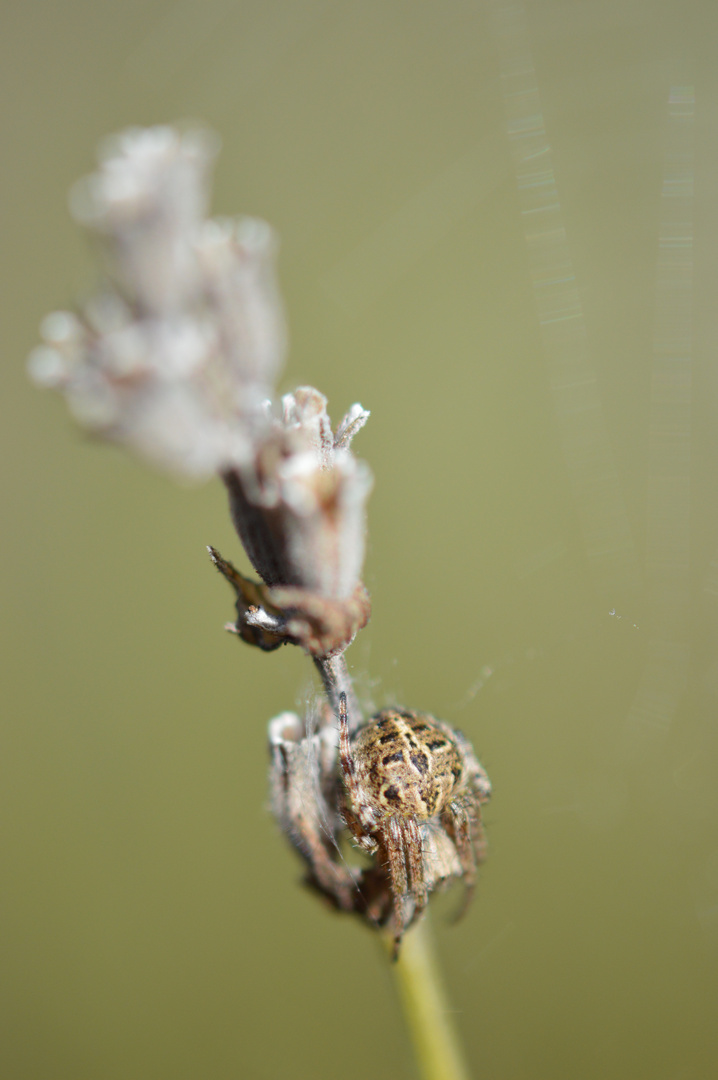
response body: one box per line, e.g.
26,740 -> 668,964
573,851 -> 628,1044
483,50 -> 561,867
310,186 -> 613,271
350,708 -> 468,822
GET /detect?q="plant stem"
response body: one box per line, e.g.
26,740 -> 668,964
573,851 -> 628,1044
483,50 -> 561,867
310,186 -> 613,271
313,652 -> 361,730
390,917 -> 473,1080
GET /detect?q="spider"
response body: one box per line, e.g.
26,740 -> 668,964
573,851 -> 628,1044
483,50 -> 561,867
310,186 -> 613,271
338,692 -> 491,955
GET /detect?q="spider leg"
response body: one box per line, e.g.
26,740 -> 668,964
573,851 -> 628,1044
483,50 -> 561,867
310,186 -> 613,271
341,800 -> 378,854
338,692 -> 356,791
445,799 -> 485,922
338,692 -> 366,819
384,817 -> 410,956
404,817 -> 428,926
337,693 -> 380,850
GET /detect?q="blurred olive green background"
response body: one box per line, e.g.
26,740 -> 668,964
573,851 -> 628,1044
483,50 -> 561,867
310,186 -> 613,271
4,1 -> 718,1078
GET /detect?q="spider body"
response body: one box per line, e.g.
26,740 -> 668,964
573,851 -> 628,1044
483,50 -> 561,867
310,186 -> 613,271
338,698 -> 491,954
348,711 -> 469,823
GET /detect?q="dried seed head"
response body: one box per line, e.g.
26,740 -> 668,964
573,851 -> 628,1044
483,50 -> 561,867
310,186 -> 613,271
217,390 -> 372,657
225,387 -> 371,596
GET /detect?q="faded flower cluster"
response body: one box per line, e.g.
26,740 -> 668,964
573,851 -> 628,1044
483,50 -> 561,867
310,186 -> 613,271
28,125 -> 372,662
30,128 -> 283,479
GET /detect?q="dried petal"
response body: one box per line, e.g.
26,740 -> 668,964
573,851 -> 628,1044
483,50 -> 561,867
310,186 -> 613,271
334,403 -> 371,450
268,711 -> 358,909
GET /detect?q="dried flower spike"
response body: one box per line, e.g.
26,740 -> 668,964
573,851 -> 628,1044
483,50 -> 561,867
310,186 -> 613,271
29,125 -> 489,967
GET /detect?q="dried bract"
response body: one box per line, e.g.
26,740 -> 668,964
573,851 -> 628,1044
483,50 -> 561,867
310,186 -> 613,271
208,545 -> 371,657
268,710 -> 358,910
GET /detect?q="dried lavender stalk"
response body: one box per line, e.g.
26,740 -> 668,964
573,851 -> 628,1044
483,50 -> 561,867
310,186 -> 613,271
28,121 -> 377,902
28,125 -> 483,1080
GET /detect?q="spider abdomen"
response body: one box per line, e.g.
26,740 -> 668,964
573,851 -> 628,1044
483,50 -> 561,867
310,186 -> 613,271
350,708 -> 465,823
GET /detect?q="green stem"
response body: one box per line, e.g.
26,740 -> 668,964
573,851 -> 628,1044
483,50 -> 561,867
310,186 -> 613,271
390,917 -> 473,1080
